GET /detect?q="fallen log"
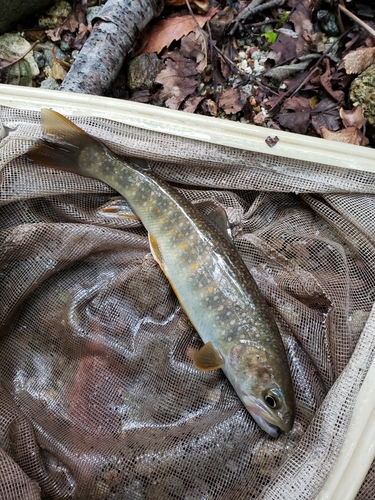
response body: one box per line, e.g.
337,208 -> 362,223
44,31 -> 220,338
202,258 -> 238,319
60,0 -> 164,95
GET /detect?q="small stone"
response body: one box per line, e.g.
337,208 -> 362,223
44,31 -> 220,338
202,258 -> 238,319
127,53 -> 163,92
0,34 -> 39,77
37,41 -> 68,67
33,51 -> 46,69
40,77 -> 60,90
59,41 -> 70,52
87,6 -> 102,26
38,0 -> 72,29
238,59 -> 248,70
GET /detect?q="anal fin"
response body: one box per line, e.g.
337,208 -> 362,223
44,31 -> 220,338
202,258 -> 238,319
193,342 -> 224,371
98,197 -> 140,221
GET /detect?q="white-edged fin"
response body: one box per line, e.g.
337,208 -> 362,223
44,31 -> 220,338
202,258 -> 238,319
98,196 -> 140,221
193,342 -> 224,371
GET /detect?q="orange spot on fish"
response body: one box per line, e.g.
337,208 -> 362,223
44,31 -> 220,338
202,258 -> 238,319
208,286 -> 213,292
191,249 -> 196,254
180,243 -> 185,249
169,229 -> 173,234
178,233 -> 182,238
191,263 -> 197,270
181,258 -> 185,263
159,218 -> 164,223
157,209 -> 161,213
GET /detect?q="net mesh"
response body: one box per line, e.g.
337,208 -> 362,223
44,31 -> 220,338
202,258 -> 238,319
0,105 -> 374,499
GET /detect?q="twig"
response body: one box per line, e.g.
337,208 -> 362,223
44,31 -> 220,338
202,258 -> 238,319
338,4 -> 375,38
0,40 -> 39,71
289,29 -> 350,99
229,0 -> 285,36
265,28 -> 351,113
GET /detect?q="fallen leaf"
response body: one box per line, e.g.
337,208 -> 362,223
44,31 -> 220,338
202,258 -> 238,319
340,105 -> 365,129
253,111 -> 266,125
311,97 -> 340,134
180,30 -> 208,72
289,0 -> 314,57
205,99 -> 219,116
45,0 -> 88,43
283,96 -> 311,112
209,5 -> 234,40
140,6 -> 218,55
51,60 -> 67,80
342,47 -> 375,75
320,126 -> 369,146
219,87 -> 247,114
183,95 -> 204,112
320,58 -> 345,103
269,33 -> 298,64
277,111 -> 310,134
155,51 -> 199,109
129,90 -> 150,102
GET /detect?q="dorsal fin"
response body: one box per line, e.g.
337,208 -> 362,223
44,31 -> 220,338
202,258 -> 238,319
193,342 -> 224,371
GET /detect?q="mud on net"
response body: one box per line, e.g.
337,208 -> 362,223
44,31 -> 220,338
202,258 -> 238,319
0,106 -> 375,500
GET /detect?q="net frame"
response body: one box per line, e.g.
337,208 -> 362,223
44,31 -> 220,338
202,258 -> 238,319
0,86 -> 375,500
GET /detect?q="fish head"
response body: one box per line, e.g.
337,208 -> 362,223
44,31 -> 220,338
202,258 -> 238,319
226,342 -> 295,438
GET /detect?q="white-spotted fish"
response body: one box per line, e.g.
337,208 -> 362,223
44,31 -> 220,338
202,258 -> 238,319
27,109 -> 295,437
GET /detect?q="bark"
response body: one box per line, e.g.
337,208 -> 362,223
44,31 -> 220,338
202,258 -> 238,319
60,0 -> 164,95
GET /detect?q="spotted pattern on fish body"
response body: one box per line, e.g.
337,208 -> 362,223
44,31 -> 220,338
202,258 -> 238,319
27,109 -> 295,437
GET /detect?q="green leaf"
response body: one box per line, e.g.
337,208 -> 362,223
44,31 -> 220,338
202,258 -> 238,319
8,60 -> 32,86
279,11 -> 290,26
261,31 -> 278,44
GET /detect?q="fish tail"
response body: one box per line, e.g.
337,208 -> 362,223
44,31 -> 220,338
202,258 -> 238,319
27,109 -> 106,179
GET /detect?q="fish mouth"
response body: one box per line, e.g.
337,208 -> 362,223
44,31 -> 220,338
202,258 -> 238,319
250,412 -> 280,438
240,394 -> 293,437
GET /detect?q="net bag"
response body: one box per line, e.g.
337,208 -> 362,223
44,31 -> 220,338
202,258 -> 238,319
0,105 -> 375,500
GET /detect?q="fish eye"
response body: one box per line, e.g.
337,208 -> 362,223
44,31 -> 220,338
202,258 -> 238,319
264,390 -> 280,409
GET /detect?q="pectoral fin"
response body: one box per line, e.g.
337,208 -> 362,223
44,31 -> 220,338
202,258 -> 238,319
193,342 -> 224,371
148,233 -> 164,271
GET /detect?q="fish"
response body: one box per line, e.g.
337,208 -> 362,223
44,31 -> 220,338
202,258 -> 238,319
27,109 -> 295,437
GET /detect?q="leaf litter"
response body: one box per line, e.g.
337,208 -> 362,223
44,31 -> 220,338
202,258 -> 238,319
3,0 -> 375,147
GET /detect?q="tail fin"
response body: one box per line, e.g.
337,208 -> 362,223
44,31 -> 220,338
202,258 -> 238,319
27,109 -> 104,178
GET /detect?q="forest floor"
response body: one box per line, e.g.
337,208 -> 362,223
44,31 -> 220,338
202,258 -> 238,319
1,0 -> 375,147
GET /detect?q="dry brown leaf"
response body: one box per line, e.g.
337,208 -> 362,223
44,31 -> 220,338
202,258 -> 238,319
183,95 -> 204,112
155,51 -> 199,109
320,126 -> 369,146
339,105 -> 365,129
180,30 -> 208,72
51,61 -> 67,80
219,88 -> 246,114
140,6 -> 218,54
342,47 -> 375,75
